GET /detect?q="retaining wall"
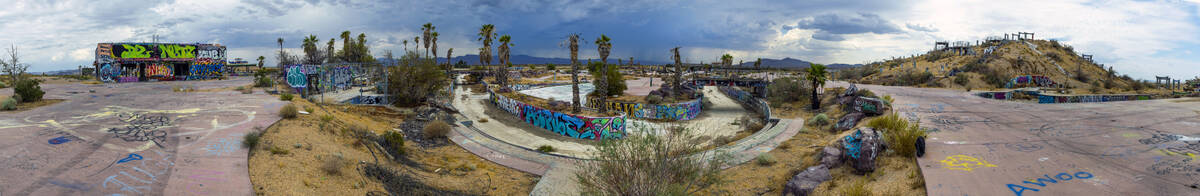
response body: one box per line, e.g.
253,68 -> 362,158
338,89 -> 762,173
976,91 -> 1150,104
586,97 -> 703,121
719,86 -> 772,121
485,82 -> 626,140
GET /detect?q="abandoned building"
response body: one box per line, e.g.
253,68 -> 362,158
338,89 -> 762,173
94,43 -> 227,82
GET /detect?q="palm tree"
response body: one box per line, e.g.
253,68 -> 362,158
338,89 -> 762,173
721,53 -> 733,78
326,38 -> 335,63
497,34 -> 512,85
276,37 -> 284,66
257,56 -> 265,69
805,63 -> 828,110
403,40 -> 408,52
446,48 -> 454,70
356,33 -> 368,63
593,34 -> 612,113
340,31 -> 351,61
422,23 -> 434,58
431,32 -> 440,61
302,35 -> 319,64
563,33 -> 581,112
671,47 -> 683,93
477,24 -> 496,82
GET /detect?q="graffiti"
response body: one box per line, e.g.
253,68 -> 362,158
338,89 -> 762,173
1005,171 -> 1095,196
196,47 -> 225,60
1139,133 -> 1182,145
940,155 -> 997,171
1005,142 -> 1044,152
486,84 -> 625,140
158,44 -> 196,59
586,97 -> 703,120
145,64 -> 173,79
117,153 -> 143,164
976,92 -> 1012,100
843,130 -> 864,158
1148,158 -> 1198,176
97,43 -> 113,57
48,136 -> 72,145
188,60 -> 224,80
203,136 -> 239,156
347,95 -> 388,105
118,44 -> 153,59
719,86 -> 772,120
99,63 -> 120,82
1005,75 -> 1056,88
101,150 -> 173,195
106,113 -> 170,148
286,65 -> 307,88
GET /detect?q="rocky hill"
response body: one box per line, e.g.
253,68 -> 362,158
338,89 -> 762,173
838,38 -> 1163,94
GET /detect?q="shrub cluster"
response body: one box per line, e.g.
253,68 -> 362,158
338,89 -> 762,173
13,79 -> 43,103
279,104 -> 298,119
866,113 -> 927,157
422,121 -> 451,139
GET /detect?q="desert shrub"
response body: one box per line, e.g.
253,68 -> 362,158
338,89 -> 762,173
269,146 -> 290,155
279,104 -> 298,119
646,94 -> 663,104
768,77 -> 810,104
1,98 -> 16,111
866,113 -> 927,157
576,127 -> 728,195
13,79 -> 43,103
478,118 -> 488,123
587,61 -> 628,97
344,124 -> 374,146
422,121 -> 451,139
881,95 -> 894,104
381,131 -> 406,156
755,154 -> 776,166
280,93 -> 294,101
242,128 -> 264,149
841,178 -> 870,196
897,71 -> 934,86
855,89 -> 876,98
322,154 -> 345,175
954,74 -> 969,86
809,113 -> 830,126
11,94 -> 20,103
836,65 -> 879,81
537,145 -> 556,153
388,51 -> 448,107
255,77 -> 273,87
740,115 -> 765,133
924,50 -> 953,62
304,107 -> 314,114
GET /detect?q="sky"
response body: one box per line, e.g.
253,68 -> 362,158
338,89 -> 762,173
0,0 -> 1198,80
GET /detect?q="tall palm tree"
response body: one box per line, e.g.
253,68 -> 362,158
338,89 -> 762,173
340,31 -> 351,61
564,33 -> 581,112
721,53 -> 733,78
477,24 -> 496,83
356,33 -> 368,63
403,40 -> 408,52
422,23 -> 434,58
593,34 -> 612,113
497,34 -> 512,85
446,48 -> 454,70
431,32 -> 439,61
257,56 -> 265,69
671,47 -> 683,93
326,38 -> 335,63
276,37 -> 284,66
302,35 -> 319,64
805,63 -> 828,110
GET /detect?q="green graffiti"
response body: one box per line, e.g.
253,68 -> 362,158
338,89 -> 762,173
159,44 -> 195,58
119,44 -> 152,58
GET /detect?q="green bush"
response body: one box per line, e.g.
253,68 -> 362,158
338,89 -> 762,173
809,113 -> 829,126
576,127 -> 728,195
1,98 -> 16,111
388,51 -> 448,107
755,154 -> 776,166
537,145 -> 555,153
866,113 -> 927,157
280,93 -> 294,101
242,129 -> 264,149
587,61 -> 628,97
382,131 -> 406,156
0,81 -> 6,88
768,77 -> 810,104
279,104 -> 298,119
304,107 -> 314,114
423,121 -> 451,138
13,79 -> 44,103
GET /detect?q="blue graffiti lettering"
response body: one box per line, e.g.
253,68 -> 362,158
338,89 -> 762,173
117,153 -> 143,164
1006,171 -> 1094,196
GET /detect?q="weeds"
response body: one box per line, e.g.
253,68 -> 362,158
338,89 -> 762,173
381,130 -> 406,157
322,154 -> 345,175
279,104 -> 298,119
269,146 -> 290,155
841,178 -> 870,196
280,93 -> 294,101
866,113 -> 927,157
423,121 -> 451,138
576,127 -> 729,195
755,154 -> 776,166
242,128 -> 264,149
537,145 -> 556,153
809,113 -> 830,126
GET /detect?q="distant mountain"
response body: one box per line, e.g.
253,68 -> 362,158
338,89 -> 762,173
30,69 -> 80,75
826,63 -> 864,69
437,54 -> 671,65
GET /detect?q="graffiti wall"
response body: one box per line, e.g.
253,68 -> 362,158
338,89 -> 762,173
145,63 -> 174,80
486,82 -> 626,140
1037,94 -> 1150,104
283,64 -> 363,94
719,86 -> 772,121
976,92 -> 1014,100
95,43 -> 226,83
585,97 -> 703,121
1005,75 -> 1056,88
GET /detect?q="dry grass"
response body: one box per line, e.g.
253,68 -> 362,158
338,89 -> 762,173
0,98 -> 64,113
248,98 -> 538,195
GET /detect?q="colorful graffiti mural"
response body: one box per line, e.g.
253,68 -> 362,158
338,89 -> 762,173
95,43 -> 227,83
158,44 -> 196,60
189,61 -> 224,80
586,97 -> 703,121
486,83 -> 626,140
282,64 -> 362,94
976,92 -> 1014,100
719,86 -> 772,121
145,63 -> 173,79
1005,75 -> 1056,88
977,91 -> 1151,104
285,65 -> 307,89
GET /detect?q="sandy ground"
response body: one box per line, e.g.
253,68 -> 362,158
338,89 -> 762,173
828,81 -> 1200,195
247,98 -> 539,195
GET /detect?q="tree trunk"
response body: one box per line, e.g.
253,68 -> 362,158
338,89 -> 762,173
811,80 -> 820,110
598,63 -> 608,113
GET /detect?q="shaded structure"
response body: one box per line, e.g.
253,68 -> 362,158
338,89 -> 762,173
94,43 -> 226,82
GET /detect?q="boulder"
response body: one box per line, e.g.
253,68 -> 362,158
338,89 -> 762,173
853,97 -> 891,116
840,128 -> 883,174
833,112 -> 866,131
782,165 -> 832,196
819,146 -> 843,168
842,83 -> 858,97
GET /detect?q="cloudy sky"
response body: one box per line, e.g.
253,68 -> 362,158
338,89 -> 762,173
1,0 -> 1198,80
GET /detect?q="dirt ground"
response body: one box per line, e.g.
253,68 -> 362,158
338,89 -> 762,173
247,97 -> 538,195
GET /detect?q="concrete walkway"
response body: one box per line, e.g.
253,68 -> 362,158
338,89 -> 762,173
827,81 -> 1200,196
0,77 -> 284,195
446,76 -> 805,195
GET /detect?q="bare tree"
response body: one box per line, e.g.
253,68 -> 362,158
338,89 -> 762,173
1,45 -> 29,82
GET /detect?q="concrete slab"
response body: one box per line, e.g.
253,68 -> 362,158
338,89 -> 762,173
0,77 -> 283,195
827,81 -> 1200,196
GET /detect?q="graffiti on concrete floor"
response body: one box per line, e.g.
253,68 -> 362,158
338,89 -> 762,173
1005,171 -> 1095,196
106,112 -> 171,148
940,155 -> 998,172
100,150 -> 174,195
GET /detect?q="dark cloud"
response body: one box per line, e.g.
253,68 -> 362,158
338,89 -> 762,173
790,13 -> 902,34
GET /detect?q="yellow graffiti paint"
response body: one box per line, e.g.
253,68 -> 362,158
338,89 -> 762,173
940,155 -> 998,171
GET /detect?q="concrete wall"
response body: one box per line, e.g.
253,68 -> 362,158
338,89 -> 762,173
586,97 -> 703,121
719,86 -> 772,121
485,82 -> 627,140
